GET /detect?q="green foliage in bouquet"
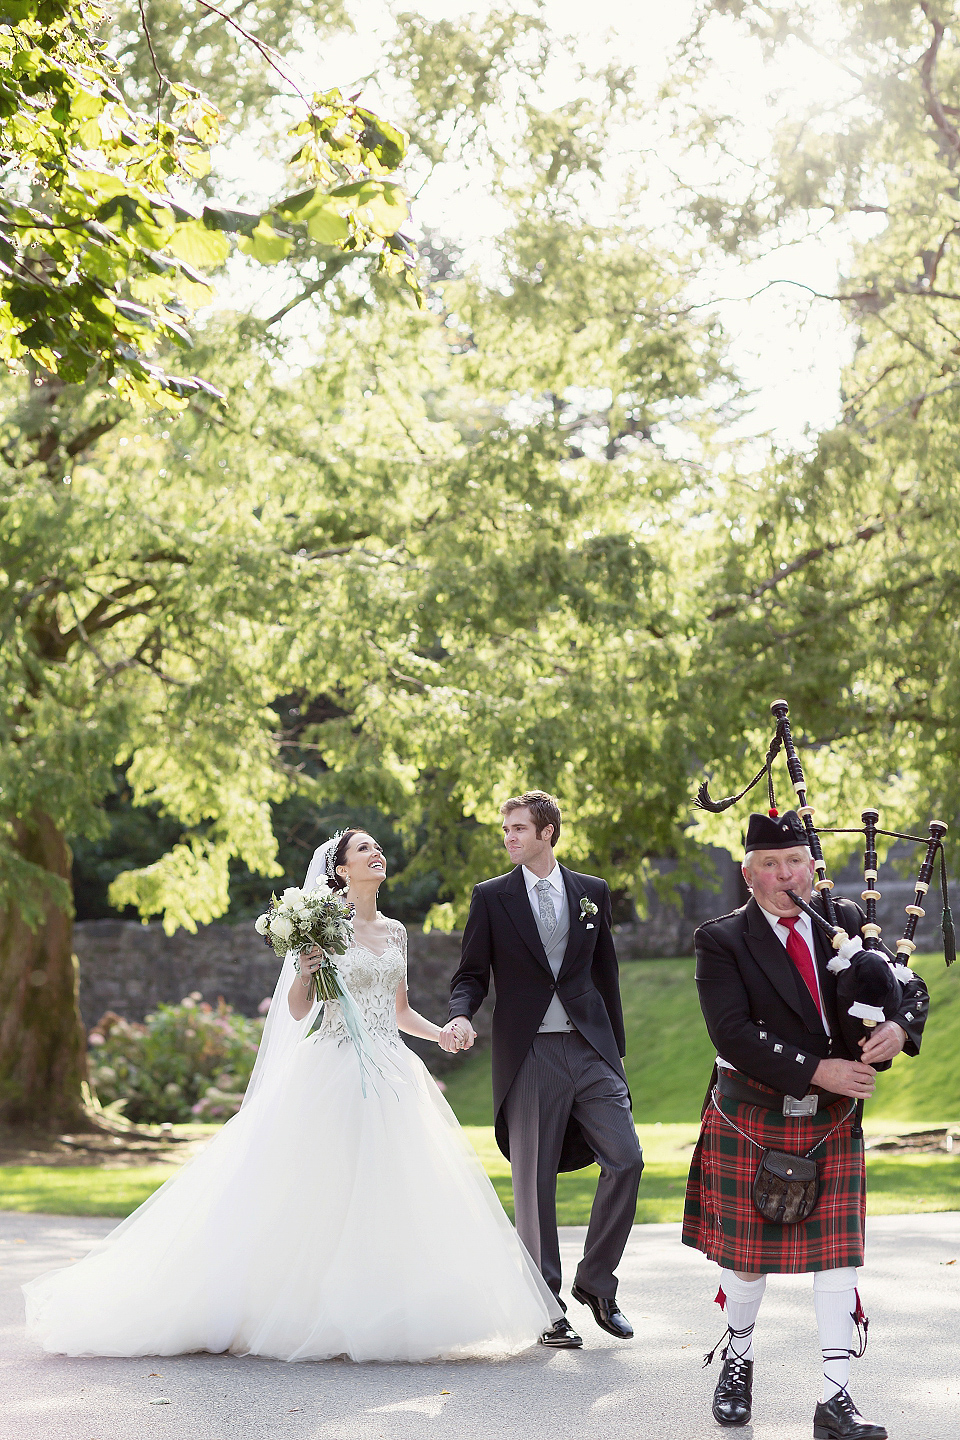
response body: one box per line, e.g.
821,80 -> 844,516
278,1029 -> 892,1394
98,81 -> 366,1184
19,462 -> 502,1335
256,884 -> 353,958
87,994 -> 264,1124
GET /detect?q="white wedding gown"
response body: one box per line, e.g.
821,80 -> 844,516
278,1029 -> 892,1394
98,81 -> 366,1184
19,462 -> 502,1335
24,920 -> 558,1361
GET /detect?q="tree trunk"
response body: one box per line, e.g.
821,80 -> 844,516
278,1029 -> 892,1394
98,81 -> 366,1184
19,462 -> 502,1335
0,813 -> 91,1130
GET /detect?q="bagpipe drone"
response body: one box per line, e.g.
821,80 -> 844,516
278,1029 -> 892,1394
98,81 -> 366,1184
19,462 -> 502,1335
696,699 -> 953,1068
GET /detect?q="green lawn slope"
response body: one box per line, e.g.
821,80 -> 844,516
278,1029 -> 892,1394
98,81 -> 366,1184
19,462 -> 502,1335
441,953 -> 960,1126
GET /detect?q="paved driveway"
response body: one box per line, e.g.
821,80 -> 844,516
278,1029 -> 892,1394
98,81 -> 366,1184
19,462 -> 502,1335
1,1212 -> 957,1440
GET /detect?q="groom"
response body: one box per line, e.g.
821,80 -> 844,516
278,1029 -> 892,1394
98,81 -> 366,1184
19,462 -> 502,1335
441,791 -> 643,1348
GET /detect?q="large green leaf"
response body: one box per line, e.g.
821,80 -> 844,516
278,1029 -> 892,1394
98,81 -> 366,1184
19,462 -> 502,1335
166,220 -> 231,269
236,220 -> 292,265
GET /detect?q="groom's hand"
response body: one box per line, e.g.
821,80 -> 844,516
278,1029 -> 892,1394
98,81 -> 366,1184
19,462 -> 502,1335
439,1017 -> 476,1053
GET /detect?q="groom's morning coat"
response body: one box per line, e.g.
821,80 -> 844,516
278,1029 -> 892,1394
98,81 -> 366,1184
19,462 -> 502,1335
448,864 -> 627,1171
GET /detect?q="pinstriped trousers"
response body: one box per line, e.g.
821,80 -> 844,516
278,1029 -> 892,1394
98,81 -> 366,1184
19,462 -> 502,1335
502,1031 -> 643,1304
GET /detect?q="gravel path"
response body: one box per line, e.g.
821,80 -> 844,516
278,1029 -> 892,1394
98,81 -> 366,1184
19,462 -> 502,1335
2,1212 -> 957,1440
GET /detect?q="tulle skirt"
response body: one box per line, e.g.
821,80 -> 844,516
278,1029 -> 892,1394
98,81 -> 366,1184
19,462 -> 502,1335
23,1031 -> 558,1362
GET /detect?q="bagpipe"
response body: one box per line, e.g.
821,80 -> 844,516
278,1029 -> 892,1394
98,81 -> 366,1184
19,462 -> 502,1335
696,699 -> 954,1066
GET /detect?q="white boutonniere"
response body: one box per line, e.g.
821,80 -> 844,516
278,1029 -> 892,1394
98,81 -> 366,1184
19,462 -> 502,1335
579,896 -> 598,929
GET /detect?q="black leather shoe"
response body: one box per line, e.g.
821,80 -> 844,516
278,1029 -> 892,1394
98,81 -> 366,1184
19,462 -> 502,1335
711,1352 -> 753,1427
813,1391 -> 887,1439
571,1283 -> 634,1339
539,1317 -> 583,1348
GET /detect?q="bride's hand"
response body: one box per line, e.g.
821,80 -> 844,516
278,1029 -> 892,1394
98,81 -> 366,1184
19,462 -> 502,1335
439,1017 -> 476,1053
297,945 -> 322,985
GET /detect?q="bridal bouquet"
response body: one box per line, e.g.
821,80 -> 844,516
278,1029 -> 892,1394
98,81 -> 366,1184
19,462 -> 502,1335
254,883 -> 385,1094
255,884 -> 354,1003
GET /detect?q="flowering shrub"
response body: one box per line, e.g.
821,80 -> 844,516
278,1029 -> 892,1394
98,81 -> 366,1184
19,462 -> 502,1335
88,993 -> 267,1124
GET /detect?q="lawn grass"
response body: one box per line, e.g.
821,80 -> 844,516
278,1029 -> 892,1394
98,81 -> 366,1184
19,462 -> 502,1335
3,1124 -> 955,1222
0,1164 -> 177,1217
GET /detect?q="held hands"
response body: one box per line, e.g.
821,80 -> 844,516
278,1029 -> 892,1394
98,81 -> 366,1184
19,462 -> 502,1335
858,1020 -> 907,1066
439,1017 -> 476,1054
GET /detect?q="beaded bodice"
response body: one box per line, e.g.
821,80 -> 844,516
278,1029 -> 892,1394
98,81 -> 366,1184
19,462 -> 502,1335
315,919 -> 407,1047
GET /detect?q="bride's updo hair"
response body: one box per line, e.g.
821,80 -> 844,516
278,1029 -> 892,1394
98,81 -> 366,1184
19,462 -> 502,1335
328,829 -> 363,891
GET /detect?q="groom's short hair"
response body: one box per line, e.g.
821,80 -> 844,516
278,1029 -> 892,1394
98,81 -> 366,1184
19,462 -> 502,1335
500,791 -> 562,847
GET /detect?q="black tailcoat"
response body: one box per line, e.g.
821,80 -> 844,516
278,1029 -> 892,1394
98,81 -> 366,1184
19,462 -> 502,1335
694,894 -> 929,1098
448,864 -> 627,1170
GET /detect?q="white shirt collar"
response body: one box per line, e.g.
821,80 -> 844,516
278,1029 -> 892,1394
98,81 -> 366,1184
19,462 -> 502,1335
756,901 -> 814,945
522,862 -> 563,896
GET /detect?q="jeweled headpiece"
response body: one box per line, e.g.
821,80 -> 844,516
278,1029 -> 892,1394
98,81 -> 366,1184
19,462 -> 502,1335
324,829 -> 345,878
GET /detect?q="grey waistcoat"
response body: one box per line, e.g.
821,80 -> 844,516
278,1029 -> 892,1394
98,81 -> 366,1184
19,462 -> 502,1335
531,880 -> 574,1032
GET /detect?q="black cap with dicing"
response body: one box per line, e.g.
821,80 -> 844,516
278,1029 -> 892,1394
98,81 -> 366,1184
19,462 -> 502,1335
745,810 -> 809,852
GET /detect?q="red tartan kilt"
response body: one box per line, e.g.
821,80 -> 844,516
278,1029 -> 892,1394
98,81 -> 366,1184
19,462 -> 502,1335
682,1079 -> 866,1273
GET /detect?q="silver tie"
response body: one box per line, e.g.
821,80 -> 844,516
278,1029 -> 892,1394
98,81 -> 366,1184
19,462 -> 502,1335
535,877 -> 557,935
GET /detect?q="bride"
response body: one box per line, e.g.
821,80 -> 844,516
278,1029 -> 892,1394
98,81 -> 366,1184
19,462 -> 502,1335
24,829 -> 560,1361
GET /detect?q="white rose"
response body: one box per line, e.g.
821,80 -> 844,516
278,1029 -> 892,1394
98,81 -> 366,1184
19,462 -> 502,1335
293,900 -> 311,920
307,879 -> 331,898
270,915 -> 294,941
254,914 -> 270,935
281,887 -> 303,906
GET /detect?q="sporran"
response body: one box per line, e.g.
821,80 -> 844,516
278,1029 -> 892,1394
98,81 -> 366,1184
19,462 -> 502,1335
710,1090 -> 855,1226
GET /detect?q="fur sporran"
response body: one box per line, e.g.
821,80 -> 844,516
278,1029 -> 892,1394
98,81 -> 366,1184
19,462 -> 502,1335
751,1149 -> 819,1224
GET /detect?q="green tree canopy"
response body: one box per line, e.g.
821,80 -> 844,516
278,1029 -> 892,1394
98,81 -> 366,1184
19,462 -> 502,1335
669,2 -> 960,864
1,0 -> 416,404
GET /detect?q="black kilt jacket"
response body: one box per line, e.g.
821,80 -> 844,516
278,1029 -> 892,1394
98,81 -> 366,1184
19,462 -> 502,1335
694,894 -> 929,1099
448,864 -> 628,1171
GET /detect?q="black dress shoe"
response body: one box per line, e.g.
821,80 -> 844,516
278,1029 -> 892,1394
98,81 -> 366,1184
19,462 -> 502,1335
571,1283 -> 634,1339
539,1317 -> 583,1348
813,1391 -> 887,1440
711,1352 -> 753,1427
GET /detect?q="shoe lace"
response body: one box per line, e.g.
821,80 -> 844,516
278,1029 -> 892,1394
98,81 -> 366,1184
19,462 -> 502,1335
828,1386 -> 861,1419
703,1322 -> 754,1373
719,1351 -> 751,1393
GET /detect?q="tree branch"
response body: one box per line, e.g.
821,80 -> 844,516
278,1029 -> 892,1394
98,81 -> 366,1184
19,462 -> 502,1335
192,0 -> 310,109
708,522 -> 885,621
920,4 -> 960,161
264,255 -> 357,328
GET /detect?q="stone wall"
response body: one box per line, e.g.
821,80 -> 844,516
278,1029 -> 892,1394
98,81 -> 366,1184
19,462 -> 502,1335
73,848 -> 743,1026
72,918 -> 481,1076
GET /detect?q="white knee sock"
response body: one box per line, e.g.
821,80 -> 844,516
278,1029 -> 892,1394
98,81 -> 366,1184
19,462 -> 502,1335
813,1268 -> 859,1401
719,1270 -> 766,1361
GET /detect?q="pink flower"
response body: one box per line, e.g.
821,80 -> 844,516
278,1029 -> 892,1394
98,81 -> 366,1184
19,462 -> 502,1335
257,997 -> 272,1015
88,1032 -> 105,1046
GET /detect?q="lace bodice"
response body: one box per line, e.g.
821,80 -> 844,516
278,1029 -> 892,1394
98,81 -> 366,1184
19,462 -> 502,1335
315,919 -> 407,1047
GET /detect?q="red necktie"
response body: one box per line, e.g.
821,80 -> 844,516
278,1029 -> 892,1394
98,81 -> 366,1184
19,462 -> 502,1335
778,916 -> 823,1017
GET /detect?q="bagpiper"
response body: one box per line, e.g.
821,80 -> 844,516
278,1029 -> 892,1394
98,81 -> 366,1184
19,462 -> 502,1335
682,805 -> 930,1439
